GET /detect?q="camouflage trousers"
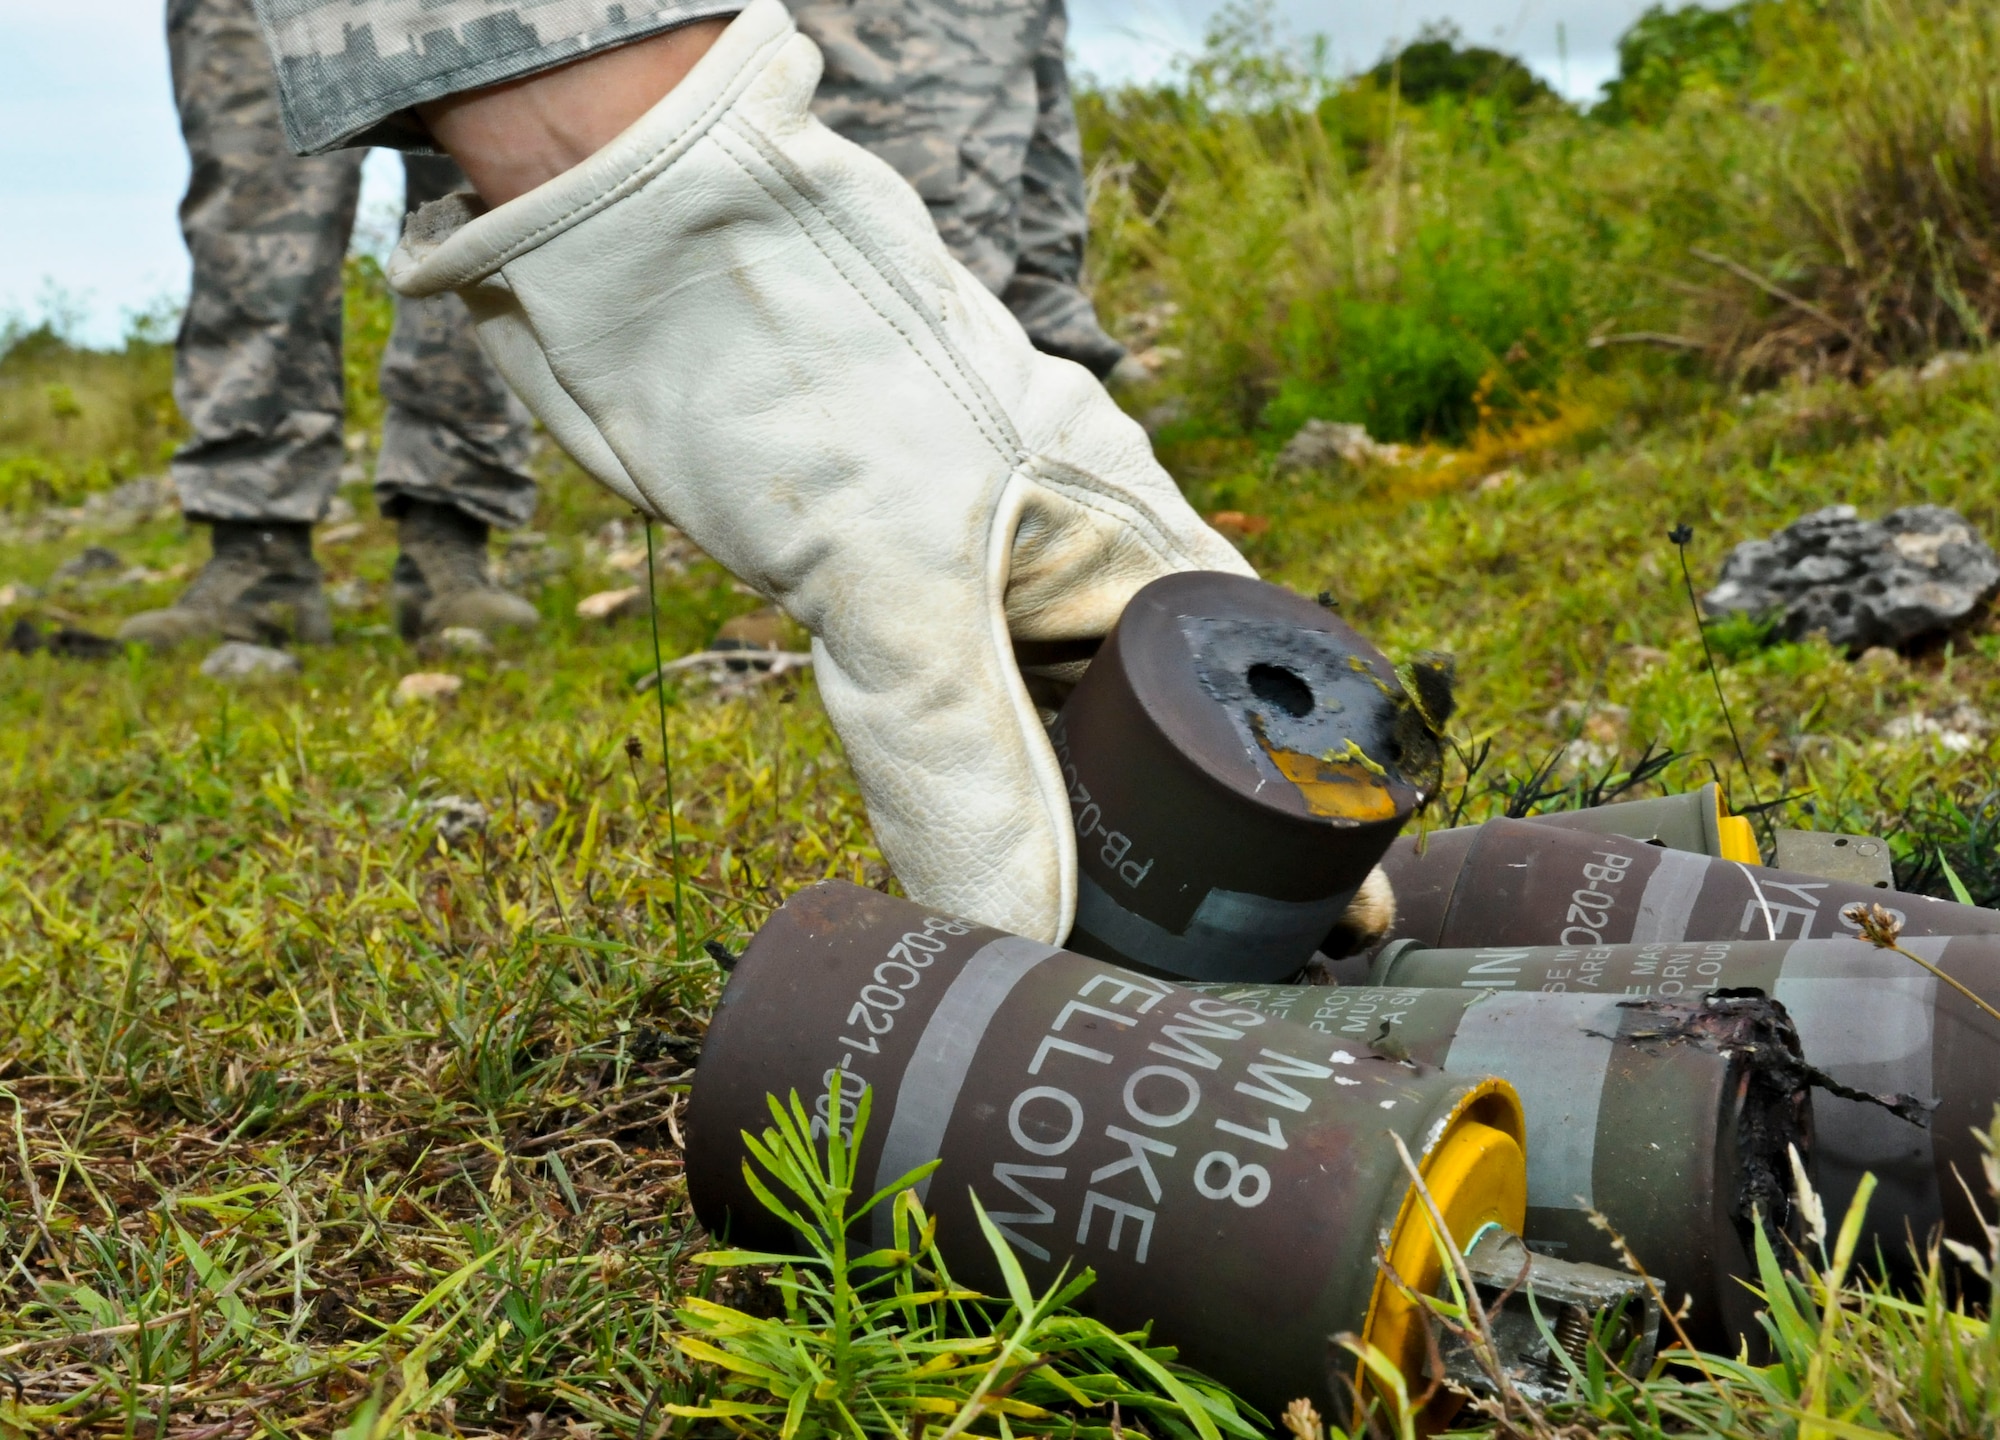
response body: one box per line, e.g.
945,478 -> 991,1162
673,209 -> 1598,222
798,0 -> 1121,375
251,0 -> 1126,376
169,0 -> 539,530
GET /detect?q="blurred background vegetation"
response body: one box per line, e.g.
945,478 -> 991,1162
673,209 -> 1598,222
1082,0 -> 2000,444
7,0 -> 1998,485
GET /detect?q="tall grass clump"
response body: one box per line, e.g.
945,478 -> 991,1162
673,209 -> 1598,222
1661,0 -> 2000,378
1081,4 -> 1596,446
0,307 -> 181,511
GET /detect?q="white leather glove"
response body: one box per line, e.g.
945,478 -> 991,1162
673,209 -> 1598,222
389,0 -> 1252,943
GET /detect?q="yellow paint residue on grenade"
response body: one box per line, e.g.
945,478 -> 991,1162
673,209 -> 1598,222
1359,1079 -> 1528,1424
1260,735 -> 1402,822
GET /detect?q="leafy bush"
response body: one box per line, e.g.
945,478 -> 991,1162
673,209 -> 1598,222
1595,3 -> 1760,124
1705,609 -> 1778,665
1367,22 -> 1560,113
1661,0 -> 2000,378
1082,22 -> 1597,445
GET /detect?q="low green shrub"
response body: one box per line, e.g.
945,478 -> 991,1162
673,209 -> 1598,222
0,319 -> 181,510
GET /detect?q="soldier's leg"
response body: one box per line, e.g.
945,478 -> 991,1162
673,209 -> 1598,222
375,154 -> 540,640
791,0 -> 1029,297
1000,0 -> 1128,379
124,0 -> 356,648
792,0 -> 1124,377
251,0 -> 1119,370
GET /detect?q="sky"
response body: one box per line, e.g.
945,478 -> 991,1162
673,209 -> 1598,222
3,0 -> 1688,347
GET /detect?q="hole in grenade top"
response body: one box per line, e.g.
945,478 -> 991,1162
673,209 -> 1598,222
1246,662 -> 1314,719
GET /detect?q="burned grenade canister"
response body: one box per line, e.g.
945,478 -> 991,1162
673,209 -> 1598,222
1052,572 -> 1428,982
1376,817 -> 2000,954
686,881 -> 1531,1415
1186,982 -> 1811,1350
1373,936 -> 2000,1276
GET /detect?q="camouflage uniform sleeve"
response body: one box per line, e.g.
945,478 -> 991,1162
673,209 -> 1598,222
251,0 -> 743,154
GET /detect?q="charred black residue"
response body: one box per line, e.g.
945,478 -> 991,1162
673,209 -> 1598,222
1180,615 -> 1429,822
1615,993 -> 1816,1259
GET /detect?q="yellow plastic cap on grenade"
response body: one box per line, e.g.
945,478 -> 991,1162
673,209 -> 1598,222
1715,790 -> 1760,865
1358,1080 -> 1528,1413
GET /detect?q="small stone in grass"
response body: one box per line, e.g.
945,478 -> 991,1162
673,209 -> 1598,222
53,546 -> 123,583
200,642 -> 300,680
1206,510 -> 1270,541
432,625 -> 493,655
415,794 -> 489,842
396,671 -> 462,703
577,586 -> 642,621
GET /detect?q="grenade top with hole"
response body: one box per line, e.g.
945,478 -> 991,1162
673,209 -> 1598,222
1051,572 -> 1432,983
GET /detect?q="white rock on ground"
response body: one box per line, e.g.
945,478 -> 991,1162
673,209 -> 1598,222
431,626 -> 494,654
200,642 -> 300,680
413,794 -> 489,842
1275,419 -> 1410,474
1882,705 -> 1990,754
396,672 -> 462,703
576,587 -> 642,621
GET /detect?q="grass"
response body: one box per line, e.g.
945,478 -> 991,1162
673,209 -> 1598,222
3,305 -> 1998,1434
0,322 -> 178,514
3,0 -> 2000,1427
665,1078 -> 1257,1440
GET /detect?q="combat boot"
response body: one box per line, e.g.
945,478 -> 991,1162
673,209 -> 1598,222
392,500 -> 540,641
118,520 -> 332,648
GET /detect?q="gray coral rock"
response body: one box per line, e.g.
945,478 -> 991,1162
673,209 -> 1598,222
53,546 -> 123,583
1704,504 -> 1999,651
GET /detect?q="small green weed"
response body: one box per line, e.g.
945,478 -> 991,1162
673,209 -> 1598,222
670,1076 -> 1257,1440
1706,609 -> 1778,665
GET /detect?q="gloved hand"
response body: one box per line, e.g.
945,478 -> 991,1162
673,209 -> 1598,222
390,0 -> 1252,943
